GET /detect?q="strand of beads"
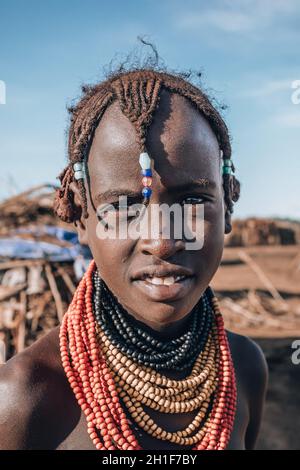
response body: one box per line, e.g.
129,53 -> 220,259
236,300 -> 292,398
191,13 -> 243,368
97,272 -> 201,353
92,268 -> 236,448
60,261 -> 142,450
94,315 -> 220,446
98,327 -> 218,413
100,328 -> 216,396
139,152 -> 152,203
59,259 -> 237,450
118,393 -> 212,445
194,302 -> 237,450
96,330 -> 220,446
92,271 -> 212,371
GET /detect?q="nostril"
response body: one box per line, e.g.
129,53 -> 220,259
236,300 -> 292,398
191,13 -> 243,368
141,238 -> 185,259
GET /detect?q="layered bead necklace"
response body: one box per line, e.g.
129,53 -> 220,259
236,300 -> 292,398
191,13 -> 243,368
93,271 -> 213,372
60,260 -> 237,450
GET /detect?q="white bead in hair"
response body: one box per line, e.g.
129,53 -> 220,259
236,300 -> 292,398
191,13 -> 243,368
73,162 -> 86,180
139,152 -> 151,170
74,170 -> 85,180
73,162 -> 83,172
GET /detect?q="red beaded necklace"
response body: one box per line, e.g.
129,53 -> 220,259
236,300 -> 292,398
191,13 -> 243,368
60,260 -> 237,450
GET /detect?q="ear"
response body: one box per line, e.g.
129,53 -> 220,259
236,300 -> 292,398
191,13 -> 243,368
223,174 -> 238,235
69,181 -> 89,245
224,208 -> 232,234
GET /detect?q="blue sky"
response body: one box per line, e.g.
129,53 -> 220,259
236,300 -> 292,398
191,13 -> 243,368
0,0 -> 300,219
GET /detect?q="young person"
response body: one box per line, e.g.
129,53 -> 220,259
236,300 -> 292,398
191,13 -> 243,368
0,68 -> 268,450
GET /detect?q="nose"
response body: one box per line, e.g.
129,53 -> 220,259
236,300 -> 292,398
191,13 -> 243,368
137,200 -> 185,259
139,236 -> 185,259
139,211 -> 185,258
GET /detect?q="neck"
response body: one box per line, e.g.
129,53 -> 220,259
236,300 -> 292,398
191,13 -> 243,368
122,305 -> 196,342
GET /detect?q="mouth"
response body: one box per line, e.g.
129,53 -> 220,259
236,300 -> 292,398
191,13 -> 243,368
131,267 -> 195,302
140,274 -> 190,285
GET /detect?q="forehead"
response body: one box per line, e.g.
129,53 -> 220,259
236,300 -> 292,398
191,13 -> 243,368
88,89 -> 221,194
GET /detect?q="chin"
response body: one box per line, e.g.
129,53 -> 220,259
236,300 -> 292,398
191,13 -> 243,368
138,301 -> 190,330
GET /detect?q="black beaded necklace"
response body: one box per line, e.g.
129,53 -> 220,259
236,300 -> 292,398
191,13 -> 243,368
92,270 -> 214,372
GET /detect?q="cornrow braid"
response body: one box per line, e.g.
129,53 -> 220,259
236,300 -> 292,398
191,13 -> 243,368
111,72 -> 162,151
155,73 -> 238,224
54,68 -> 240,226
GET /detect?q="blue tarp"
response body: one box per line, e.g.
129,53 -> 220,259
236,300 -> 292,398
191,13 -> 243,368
0,226 -> 92,262
0,238 -> 81,261
15,226 -> 79,244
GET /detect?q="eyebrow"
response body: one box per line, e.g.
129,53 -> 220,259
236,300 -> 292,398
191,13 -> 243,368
94,179 -> 215,204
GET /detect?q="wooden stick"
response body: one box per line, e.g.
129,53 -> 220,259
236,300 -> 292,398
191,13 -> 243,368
0,184 -> 56,209
0,335 -> 6,365
0,283 -> 27,302
0,259 -> 45,271
31,291 -> 52,332
16,291 -> 26,353
55,265 -> 76,295
222,297 -> 262,324
238,250 -> 287,305
45,263 -> 64,321
247,289 -> 269,316
0,300 -> 22,329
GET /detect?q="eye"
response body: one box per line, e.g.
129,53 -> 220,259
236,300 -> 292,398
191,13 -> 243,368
110,201 -> 143,221
181,195 -> 207,205
96,214 -> 111,231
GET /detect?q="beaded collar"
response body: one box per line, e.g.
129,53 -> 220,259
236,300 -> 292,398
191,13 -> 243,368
60,260 -> 237,450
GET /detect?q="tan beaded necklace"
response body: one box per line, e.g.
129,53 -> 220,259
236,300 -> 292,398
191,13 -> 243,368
96,317 -> 220,446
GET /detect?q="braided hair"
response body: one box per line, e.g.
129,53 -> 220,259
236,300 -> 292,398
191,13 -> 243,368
53,69 -> 240,228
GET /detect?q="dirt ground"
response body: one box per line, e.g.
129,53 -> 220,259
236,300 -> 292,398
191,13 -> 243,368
214,245 -> 300,295
254,338 -> 300,450
212,246 -> 300,450
212,245 -> 300,338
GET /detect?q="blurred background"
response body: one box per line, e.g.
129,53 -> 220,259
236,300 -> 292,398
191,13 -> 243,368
0,0 -> 299,450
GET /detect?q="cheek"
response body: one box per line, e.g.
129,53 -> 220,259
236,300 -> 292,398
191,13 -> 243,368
201,199 -> 225,266
87,223 -> 134,283
204,195 -> 225,233
193,199 -> 224,270
203,220 -> 224,259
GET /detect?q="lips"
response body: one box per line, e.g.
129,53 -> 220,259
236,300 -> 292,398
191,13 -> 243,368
131,265 -> 195,301
132,265 -> 194,282
145,275 -> 187,286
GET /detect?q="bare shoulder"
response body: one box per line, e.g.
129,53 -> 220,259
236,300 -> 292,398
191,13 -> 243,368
226,330 -> 269,449
0,326 -> 76,449
226,330 -> 268,388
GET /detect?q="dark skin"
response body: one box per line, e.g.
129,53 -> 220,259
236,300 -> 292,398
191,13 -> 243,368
0,91 -> 268,450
